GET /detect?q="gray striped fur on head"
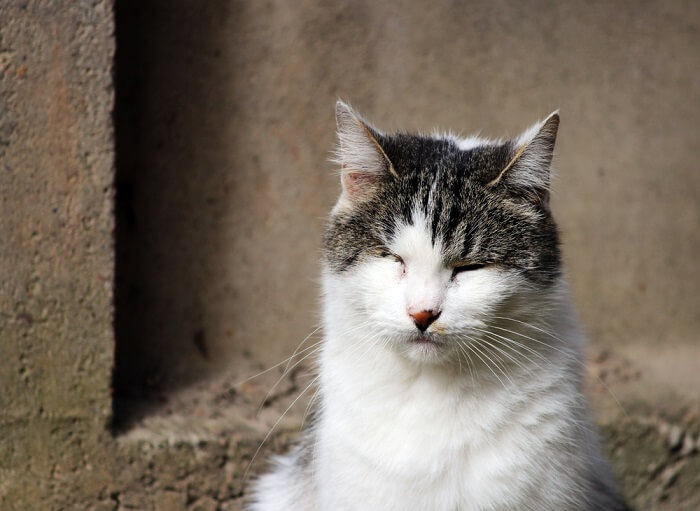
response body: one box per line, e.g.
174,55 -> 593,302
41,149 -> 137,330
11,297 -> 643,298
324,101 -> 561,286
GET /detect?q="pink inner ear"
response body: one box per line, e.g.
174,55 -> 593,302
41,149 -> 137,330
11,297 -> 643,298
342,171 -> 378,198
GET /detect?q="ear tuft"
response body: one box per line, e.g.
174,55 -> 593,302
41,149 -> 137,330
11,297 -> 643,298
488,111 -> 559,204
334,101 -> 396,202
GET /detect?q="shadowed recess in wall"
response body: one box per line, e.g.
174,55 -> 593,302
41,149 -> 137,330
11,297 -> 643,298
112,1 -> 234,432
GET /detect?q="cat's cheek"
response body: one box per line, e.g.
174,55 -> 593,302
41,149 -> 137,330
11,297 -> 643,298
359,261 -> 405,317
445,270 -> 514,324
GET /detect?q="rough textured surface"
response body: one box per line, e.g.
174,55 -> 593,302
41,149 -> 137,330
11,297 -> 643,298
0,0 -> 115,507
1,0 -> 699,509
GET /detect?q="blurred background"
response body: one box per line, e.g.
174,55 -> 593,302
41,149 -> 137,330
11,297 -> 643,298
114,0 -> 699,398
1,1 -> 698,509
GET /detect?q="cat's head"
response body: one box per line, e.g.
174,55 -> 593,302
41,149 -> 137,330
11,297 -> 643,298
323,101 -> 562,364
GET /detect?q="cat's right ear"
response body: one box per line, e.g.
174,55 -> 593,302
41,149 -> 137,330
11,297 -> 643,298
334,101 -> 396,204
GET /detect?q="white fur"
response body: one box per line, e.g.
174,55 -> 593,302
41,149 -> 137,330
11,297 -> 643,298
250,210 -> 606,511
454,135 -> 495,152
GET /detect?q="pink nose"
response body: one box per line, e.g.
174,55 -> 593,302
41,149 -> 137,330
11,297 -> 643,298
409,309 -> 441,332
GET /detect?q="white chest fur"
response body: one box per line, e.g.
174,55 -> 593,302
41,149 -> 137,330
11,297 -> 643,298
315,327 -> 586,511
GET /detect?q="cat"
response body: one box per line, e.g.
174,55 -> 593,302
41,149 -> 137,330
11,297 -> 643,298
247,101 -> 630,511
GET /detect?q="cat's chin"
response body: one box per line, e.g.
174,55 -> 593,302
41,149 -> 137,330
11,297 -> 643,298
410,332 -> 440,345
403,333 -> 447,363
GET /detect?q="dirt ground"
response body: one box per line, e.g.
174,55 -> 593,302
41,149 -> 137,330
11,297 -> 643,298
586,347 -> 700,511
85,345 -> 700,511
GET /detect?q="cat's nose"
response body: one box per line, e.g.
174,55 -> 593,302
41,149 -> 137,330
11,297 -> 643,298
409,309 -> 441,332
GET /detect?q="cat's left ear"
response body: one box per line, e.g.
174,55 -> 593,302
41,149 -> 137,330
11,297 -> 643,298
487,111 -> 559,205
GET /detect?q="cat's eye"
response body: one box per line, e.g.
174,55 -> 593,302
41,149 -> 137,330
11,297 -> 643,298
377,249 -> 404,265
451,263 -> 486,278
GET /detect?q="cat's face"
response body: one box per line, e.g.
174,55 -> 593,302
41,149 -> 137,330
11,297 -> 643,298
323,102 -> 561,364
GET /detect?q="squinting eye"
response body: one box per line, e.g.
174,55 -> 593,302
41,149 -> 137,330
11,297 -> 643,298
377,249 -> 404,265
451,263 -> 486,278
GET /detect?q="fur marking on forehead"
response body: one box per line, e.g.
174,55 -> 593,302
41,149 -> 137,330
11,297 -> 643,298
324,104 -> 562,284
389,208 -> 444,268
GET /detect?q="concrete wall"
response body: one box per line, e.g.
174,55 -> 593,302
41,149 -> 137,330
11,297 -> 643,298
113,0 -> 700,394
0,0 -> 115,505
1,0 -> 698,506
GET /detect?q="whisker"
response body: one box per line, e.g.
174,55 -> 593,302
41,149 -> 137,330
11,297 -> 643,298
491,316 -> 564,344
472,327 -> 547,365
470,338 -> 516,387
462,339 -> 508,390
301,386 -> 322,430
283,325 -> 322,374
459,342 -> 477,388
479,336 -> 535,377
256,343 -> 323,415
234,339 -> 323,387
487,321 -> 573,358
491,316 -> 629,417
243,375 -> 320,483
453,338 -> 477,387
482,332 -> 543,368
